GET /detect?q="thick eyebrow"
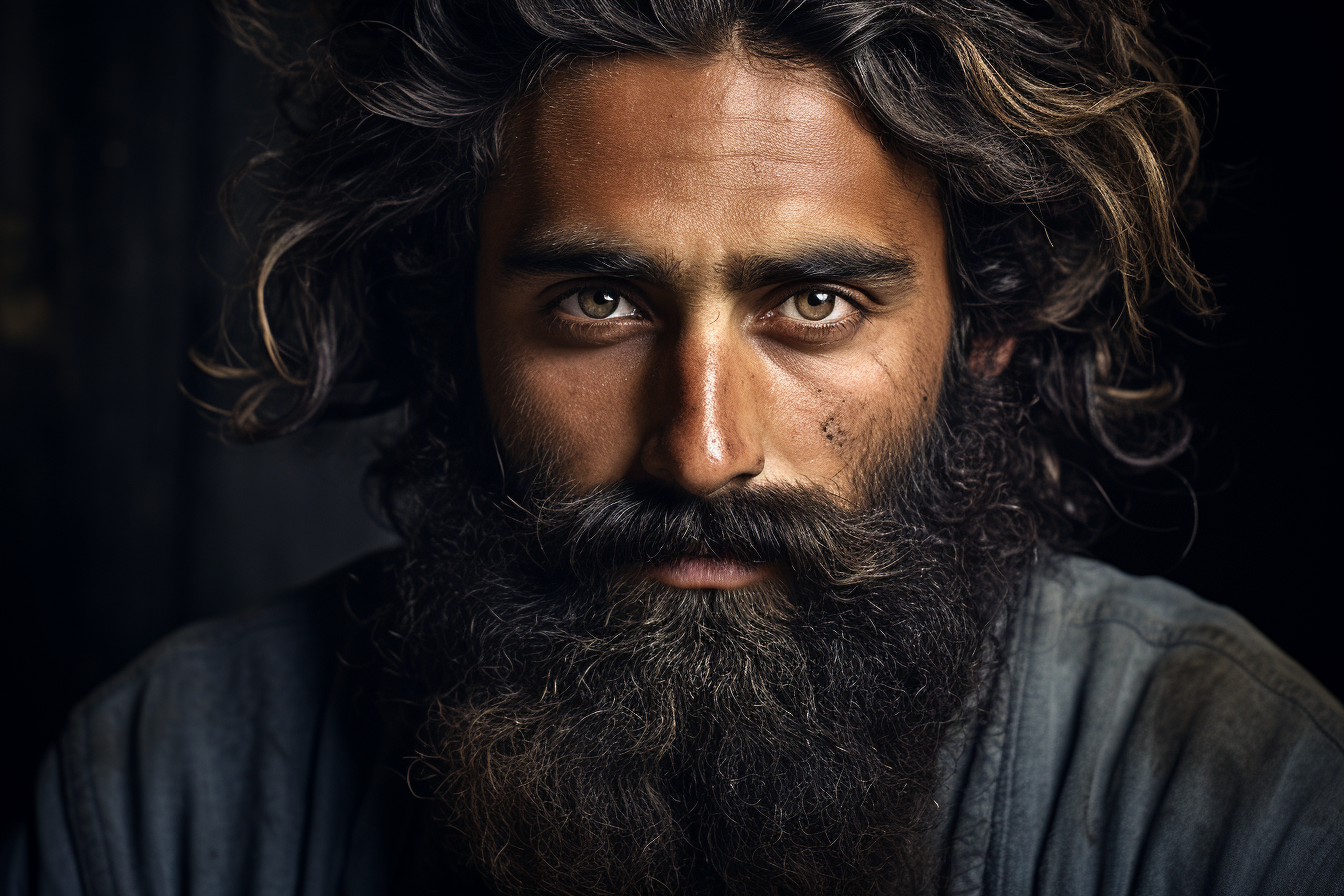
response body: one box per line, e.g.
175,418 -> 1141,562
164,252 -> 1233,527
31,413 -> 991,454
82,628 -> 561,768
724,242 -> 917,293
500,235 -> 683,285
499,234 -> 917,295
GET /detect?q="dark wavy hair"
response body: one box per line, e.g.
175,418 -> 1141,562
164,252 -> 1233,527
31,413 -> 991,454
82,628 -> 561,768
206,0 -> 1211,538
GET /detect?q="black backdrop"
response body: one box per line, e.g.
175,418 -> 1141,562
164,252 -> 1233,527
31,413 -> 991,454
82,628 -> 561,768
1,0 -> 1338,830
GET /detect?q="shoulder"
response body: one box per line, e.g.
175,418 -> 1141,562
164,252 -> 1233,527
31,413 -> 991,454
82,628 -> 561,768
1026,556 -> 1344,771
73,594 -> 337,757
20,553 -> 396,896
985,556 -> 1344,895
64,557 -> 370,798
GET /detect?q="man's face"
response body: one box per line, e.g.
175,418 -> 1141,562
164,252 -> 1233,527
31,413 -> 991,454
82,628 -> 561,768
475,52 -> 955,523
399,56 -> 1030,892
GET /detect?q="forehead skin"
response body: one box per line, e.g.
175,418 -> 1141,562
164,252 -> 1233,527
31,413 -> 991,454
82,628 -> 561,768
505,57 -> 926,256
475,52 -> 954,498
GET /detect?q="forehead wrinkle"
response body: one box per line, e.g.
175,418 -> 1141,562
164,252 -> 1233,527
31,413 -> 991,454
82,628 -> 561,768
493,55 -> 902,217
524,54 -> 861,157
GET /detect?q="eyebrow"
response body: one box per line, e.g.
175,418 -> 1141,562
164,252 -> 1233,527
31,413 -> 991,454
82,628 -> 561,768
500,235 -> 684,285
724,242 -> 917,292
499,234 -> 916,293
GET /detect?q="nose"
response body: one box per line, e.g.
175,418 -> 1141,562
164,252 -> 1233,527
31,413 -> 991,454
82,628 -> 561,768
639,326 -> 765,496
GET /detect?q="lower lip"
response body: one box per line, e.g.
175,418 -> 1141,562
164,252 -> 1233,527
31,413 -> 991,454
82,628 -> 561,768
645,557 -> 773,590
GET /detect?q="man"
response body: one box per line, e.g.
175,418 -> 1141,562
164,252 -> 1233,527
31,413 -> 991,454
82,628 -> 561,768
5,1 -> 1342,894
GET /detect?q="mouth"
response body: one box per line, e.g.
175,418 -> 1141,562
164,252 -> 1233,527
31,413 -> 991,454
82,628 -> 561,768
643,555 -> 776,590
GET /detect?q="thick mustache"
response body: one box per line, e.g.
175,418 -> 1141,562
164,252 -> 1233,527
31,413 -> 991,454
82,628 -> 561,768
524,480 -> 905,587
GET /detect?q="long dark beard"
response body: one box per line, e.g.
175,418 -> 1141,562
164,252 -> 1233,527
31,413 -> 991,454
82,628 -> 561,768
376,372 -> 1044,896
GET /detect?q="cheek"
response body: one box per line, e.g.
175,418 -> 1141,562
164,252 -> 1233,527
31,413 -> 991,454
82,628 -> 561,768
766,322 -> 948,492
825,370 -> 930,463
484,340 -> 651,481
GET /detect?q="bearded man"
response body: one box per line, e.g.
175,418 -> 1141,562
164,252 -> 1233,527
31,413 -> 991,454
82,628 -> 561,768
5,1 -> 1342,894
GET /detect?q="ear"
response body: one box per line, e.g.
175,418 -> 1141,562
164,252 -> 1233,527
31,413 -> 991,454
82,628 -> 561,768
968,335 -> 1017,376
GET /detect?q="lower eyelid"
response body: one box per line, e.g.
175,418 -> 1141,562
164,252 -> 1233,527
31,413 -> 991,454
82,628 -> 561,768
554,309 -> 642,324
771,312 -> 863,344
545,314 -> 650,344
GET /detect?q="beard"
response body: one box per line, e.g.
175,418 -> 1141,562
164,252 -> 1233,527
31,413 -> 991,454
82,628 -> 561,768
373,369 -> 1045,896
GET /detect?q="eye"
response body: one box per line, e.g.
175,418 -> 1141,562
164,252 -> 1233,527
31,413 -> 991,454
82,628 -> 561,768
777,288 -> 852,323
556,286 -> 641,320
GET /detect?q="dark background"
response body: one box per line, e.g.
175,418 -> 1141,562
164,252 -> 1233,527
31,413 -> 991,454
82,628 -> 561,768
1,0 -> 1338,831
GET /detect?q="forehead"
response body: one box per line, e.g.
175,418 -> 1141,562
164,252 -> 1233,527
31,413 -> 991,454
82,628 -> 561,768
488,53 -> 941,258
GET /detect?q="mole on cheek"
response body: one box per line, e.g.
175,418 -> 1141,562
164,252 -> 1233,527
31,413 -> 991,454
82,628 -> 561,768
820,415 -> 847,449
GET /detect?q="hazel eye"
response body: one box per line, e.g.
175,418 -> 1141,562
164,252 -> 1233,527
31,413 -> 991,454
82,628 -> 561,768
779,289 -> 846,323
558,287 -> 640,320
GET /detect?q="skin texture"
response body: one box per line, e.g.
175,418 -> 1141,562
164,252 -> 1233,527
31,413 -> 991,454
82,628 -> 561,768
475,52 -> 955,522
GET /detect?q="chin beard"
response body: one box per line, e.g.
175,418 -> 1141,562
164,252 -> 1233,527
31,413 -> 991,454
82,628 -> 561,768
374,373 -> 1043,896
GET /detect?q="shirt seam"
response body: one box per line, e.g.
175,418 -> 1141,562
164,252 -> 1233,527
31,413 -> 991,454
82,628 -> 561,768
988,580 -> 1040,896
59,707 -> 117,896
1075,617 -> 1344,757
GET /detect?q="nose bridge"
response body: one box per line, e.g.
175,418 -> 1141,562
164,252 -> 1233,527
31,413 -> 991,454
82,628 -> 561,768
641,317 -> 764,495
677,327 -> 731,465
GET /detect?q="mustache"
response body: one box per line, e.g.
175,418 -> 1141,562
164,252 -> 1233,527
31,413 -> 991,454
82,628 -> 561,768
521,478 -> 916,591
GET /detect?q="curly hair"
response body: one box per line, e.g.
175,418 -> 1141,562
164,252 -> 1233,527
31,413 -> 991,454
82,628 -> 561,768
206,0 -> 1211,536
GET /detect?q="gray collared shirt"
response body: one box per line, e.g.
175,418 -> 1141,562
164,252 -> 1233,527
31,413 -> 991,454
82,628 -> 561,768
5,555 -> 1342,894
